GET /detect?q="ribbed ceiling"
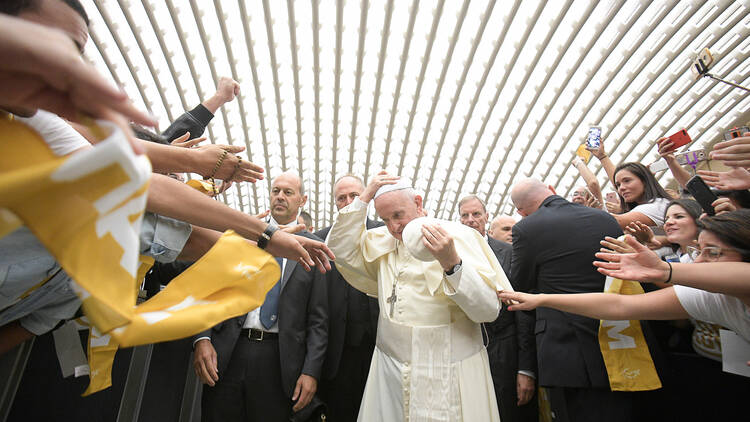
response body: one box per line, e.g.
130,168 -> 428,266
83,0 -> 750,228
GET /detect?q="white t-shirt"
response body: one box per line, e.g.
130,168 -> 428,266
16,110 -> 90,156
632,197 -> 670,227
674,285 -> 750,343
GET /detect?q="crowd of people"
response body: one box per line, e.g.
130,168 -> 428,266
1,1 -> 749,422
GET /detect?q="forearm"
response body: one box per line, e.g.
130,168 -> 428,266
668,262 -> 750,298
575,161 -> 603,203
140,140 -> 199,175
146,173 -> 265,241
600,156 -> 617,187
665,156 -> 691,189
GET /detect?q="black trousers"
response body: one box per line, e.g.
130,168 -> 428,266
486,337 -> 538,422
547,386 -> 633,422
201,336 -> 291,422
319,339 -> 374,422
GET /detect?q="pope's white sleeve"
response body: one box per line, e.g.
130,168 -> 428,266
444,264 -> 500,323
326,198 -> 379,296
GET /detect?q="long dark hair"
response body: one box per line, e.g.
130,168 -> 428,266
614,162 -> 671,212
696,209 -> 750,262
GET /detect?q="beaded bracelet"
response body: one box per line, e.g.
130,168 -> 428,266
664,261 -> 673,284
228,157 -> 242,182
206,149 -> 229,195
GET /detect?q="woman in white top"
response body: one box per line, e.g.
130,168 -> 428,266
611,162 -> 673,229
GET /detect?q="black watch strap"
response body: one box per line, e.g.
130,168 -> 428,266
257,224 -> 279,249
445,260 -> 462,276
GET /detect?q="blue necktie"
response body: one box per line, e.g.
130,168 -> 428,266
260,257 -> 284,329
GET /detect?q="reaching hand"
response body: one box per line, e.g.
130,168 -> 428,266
170,132 -> 207,148
359,171 -> 400,203
193,144 -> 265,183
253,210 -> 270,220
586,137 -> 607,160
193,339 -> 219,386
496,291 -> 543,311
697,168 -> 750,191
593,235 -> 670,282
600,236 -> 636,254
605,201 -> 622,214
656,136 -> 676,158
278,223 -> 306,234
265,230 -> 334,273
711,197 -> 736,215
215,77 -> 241,105
584,193 -> 602,209
421,224 -> 460,271
292,374 -> 317,412
625,221 -> 659,248
709,134 -> 750,167
0,16 -> 155,153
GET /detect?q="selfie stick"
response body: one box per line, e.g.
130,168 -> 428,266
694,59 -> 750,92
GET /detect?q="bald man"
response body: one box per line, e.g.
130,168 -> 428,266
509,179 -> 630,422
489,215 -> 516,244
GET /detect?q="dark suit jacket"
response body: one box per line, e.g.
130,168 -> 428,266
485,237 -> 537,375
511,195 -> 622,388
315,219 -> 382,380
196,231 -> 328,400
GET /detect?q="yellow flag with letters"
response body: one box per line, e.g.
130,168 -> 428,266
598,276 -> 662,391
0,117 -> 280,393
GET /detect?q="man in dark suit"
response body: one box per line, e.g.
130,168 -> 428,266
315,174 -> 382,422
193,171 -> 328,421
458,195 -> 538,422
509,179 -> 628,422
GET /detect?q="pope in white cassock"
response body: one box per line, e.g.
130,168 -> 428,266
326,171 -> 513,421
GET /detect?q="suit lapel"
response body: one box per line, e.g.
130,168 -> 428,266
280,258 -> 297,293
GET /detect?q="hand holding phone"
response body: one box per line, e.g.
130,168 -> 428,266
659,129 -> 692,155
605,192 -> 619,203
686,175 -> 718,216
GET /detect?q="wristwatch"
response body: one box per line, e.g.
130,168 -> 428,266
257,224 -> 279,249
445,260 -> 462,276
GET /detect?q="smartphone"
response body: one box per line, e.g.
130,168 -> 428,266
649,159 -> 669,173
667,129 -> 692,150
605,192 -> 619,203
724,126 -> 750,141
691,47 -> 713,79
686,175 -> 718,216
675,149 -> 707,166
586,126 -> 601,149
576,144 -> 592,163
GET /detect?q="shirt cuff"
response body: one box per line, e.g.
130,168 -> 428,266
518,370 -> 536,379
189,104 -> 214,126
193,336 -> 210,348
443,265 -> 462,295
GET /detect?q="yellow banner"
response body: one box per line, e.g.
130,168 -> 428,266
1,118 -> 280,393
598,277 -> 662,391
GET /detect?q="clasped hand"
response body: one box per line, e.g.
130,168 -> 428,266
421,224 -> 460,271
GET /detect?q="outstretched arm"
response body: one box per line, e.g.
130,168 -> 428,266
498,286 -> 687,321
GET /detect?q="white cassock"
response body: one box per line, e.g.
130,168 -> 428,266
326,198 -> 513,422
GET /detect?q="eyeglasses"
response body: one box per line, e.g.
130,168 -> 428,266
686,245 -> 737,261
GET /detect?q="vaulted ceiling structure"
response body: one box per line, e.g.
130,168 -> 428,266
83,0 -> 750,227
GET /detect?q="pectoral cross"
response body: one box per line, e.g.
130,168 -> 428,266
386,283 -> 397,318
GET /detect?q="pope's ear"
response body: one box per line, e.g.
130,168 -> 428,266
414,194 -> 424,210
